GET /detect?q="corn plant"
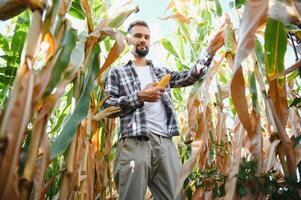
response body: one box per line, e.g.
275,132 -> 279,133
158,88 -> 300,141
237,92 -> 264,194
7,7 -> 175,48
1,0 -> 301,199
0,0 -> 137,199
160,0 -> 301,199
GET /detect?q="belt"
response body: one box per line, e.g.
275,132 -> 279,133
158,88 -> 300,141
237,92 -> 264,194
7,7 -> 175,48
121,135 -> 149,142
136,135 -> 149,141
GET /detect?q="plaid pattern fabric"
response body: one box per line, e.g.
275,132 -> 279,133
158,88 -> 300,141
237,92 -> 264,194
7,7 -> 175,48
104,55 -> 212,139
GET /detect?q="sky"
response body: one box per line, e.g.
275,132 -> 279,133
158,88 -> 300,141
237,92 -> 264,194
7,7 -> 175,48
0,0 -> 295,67
106,0 -> 239,66
107,0 -> 177,65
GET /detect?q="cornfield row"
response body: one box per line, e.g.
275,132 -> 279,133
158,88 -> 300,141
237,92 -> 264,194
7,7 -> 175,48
0,0 -> 300,199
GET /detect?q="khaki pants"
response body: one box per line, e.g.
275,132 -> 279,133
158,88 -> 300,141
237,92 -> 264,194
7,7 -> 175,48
114,133 -> 184,200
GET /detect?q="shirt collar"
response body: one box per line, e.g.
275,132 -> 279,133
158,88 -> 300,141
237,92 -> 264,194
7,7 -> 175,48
126,59 -> 153,66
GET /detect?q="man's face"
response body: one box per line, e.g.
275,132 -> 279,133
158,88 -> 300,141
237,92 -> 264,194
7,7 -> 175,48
127,25 -> 150,57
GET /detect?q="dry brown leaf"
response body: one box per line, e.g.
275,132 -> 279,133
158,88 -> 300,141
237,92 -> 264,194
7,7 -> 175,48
175,140 -> 205,198
216,112 -> 229,174
223,121 -> 244,200
269,0 -> 301,25
80,0 -> 94,33
204,53 -> 226,93
22,114 -> 48,186
0,0 -> 27,20
87,144 -> 95,200
0,11 -> 42,196
25,11 -> 42,60
292,1 -> 301,21
159,12 -> 191,24
96,31 -> 125,79
0,70 -> 34,199
58,0 -> 72,16
245,110 -> 263,169
92,106 -> 121,120
268,98 -> 296,176
268,79 -> 288,127
271,59 -> 301,80
296,144 -> 301,166
33,132 -> 51,200
264,139 -> 280,172
187,86 -> 202,140
92,5 -> 139,35
164,0 -> 176,13
231,0 -> 268,136
43,32 -> 56,61
86,5 -> 138,51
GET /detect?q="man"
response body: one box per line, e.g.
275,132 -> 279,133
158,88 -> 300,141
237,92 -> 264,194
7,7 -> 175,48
104,20 -> 224,200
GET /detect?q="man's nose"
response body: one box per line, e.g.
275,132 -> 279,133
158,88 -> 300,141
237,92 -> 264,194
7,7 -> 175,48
139,38 -> 146,44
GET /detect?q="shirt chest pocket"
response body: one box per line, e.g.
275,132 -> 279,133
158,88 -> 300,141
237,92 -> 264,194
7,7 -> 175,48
119,77 -> 139,95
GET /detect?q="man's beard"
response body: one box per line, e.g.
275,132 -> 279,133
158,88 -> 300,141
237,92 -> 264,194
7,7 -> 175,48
135,47 -> 149,57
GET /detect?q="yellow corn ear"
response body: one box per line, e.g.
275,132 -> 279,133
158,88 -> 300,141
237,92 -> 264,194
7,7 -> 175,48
156,74 -> 171,88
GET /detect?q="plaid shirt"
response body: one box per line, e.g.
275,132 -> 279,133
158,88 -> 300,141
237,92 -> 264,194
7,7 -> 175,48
104,54 -> 212,139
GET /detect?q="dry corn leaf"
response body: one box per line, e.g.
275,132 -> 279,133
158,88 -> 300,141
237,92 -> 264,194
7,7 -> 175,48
292,1 -> 301,21
265,139 -> 281,172
223,122 -> 244,200
25,11 -> 42,60
231,0 -> 268,136
271,59 -> 301,80
175,140 -> 205,198
268,98 -> 296,175
92,106 -> 121,120
0,71 -> 34,199
0,0 -> 27,20
164,0 -> 176,13
33,132 -> 51,200
0,11 -> 42,199
95,29 -> 125,79
215,112 -> 229,173
58,0 -> 72,16
80,0 -> 94,33
159,12 -> 191,24
43,31 -> 56,61
269,0 -> 301,26
87,144 -> 95,200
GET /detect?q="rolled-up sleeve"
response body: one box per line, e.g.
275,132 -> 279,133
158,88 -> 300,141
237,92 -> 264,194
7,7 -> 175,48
168,50 -> 213,88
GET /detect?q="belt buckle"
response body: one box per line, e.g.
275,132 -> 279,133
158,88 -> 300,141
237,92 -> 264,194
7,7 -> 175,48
137,135 -> 149,141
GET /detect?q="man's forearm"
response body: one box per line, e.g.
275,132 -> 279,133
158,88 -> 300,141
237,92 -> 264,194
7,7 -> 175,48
195,50 -> 214,76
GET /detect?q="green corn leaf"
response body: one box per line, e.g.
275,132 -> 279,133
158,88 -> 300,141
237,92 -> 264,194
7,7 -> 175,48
0,74 -> 13,85
45,28 -> 78,95
289,97 -> 301,108
69,0 -> 85,20
0,34 -> 9,53
0,66 -> 17,76
215,0 -> 223,17
265,18 -> 287,84
178,35 -> 186,60
160,38 -> 179,59
51,45 -> 100,159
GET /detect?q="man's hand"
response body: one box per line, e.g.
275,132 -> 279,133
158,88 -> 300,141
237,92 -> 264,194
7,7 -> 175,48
138,83 -> 165,103
206,25 -> 225,56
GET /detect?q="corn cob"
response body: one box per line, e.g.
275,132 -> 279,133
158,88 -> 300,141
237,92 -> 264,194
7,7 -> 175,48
156,74 -> 171,88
